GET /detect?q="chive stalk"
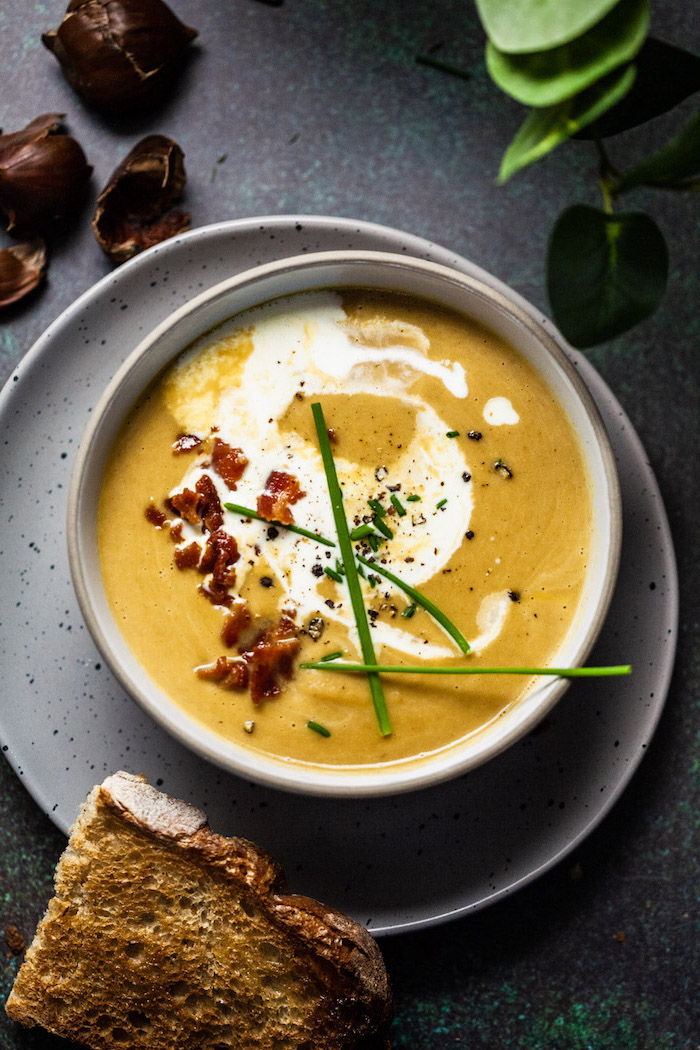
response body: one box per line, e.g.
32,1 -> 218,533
390,494 -> 407,516
300,662 -> 632,678
298,659 -> 633,676
312,402 -> 391,736
223,501 -> 336,547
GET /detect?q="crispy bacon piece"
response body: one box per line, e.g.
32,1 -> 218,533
168,486 -> 200,525
174,541 -> 201,569
221,600 -> 251,647
241,615 -> 300,705
145,500 -> 166,527
169,520 -> 184,543
199,528 -> 239,586
172,433 -> 203,454
195,656 -> 248,690
211,438 -> 248,489
195,474 -> 223,532
256,470 -> 306,526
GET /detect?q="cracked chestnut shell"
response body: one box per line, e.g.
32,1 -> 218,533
0,239 -> 47,308
0,114 -> 92,236
42,0 -> 198,115
92,135 -> 190,264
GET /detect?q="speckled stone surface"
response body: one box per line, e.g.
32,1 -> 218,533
1,1 -> 698,1048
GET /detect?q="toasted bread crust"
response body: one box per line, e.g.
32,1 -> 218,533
5,772 -> 392,1049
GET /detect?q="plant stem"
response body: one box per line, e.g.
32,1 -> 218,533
223,501 -> 336,547
300,662 -> 632,678
311,402 -> 391,736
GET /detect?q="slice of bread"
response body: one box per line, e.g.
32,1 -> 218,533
5,771 -> 391,1049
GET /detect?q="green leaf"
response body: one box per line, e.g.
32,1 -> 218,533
475,0 -> 621,54
546,205 -> 668,348
486,0 -> 649,108
575,38 -> 700,138
612,109 -> 700,192
498,65 -> 636,183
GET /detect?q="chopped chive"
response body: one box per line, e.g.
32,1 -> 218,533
350,523 -> 376,540
373,517 -> 394,540
446,430 -> 460,438
390,494 -> 407,516
223,501 -> 336,547
335,558 -> 346,574
367,498 -> 387,517
402,604 -> 417,618
221,499 -> 469,654
436,498 -> 448,509
312,402 -> 391,736
406,494 -> 421,502
301,663 -> 633,678
307,720 -> 331,737
324,566 -> 343,583
368,574 -> 378,589
318,651 -> 344,663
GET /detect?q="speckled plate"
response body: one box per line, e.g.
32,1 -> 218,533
0,216 -> 678,936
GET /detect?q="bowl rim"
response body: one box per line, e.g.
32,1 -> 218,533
67,248 -> 622,797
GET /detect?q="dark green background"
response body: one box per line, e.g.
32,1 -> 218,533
1,2 -> 698,1047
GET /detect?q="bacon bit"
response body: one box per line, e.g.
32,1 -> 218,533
221,600 -> 251,647
145,500 -> 166,527
174,541 -> 201,569
199,528 -> 239,586
241,615 -> 300,704
172,433 -> 203,454
196,474 -> 224,532
169,520 -> 184,543
168,486 -> 200,525
256,470 -> 306,526
196,656 -> 249,690
211,438 -> 248,489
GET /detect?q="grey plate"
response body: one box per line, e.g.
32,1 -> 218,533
0,216 -> 678,936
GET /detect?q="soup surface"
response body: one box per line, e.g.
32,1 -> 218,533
99,289 -> 592,771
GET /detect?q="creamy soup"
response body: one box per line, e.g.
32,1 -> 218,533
99,289 -> 592,770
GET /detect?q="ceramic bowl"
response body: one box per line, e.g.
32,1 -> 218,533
67,250 -> 622,796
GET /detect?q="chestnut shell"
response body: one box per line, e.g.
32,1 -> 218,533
42,0 -> 198,115
0,239 -> 48,309
0,114 -> 92,236
92,134 -> 190,264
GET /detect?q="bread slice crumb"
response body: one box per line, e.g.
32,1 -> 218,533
5,771 -> 392,1049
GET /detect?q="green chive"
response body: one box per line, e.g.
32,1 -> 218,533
301,662 -> 632,678
223,502 -> 336,547
318,651 -> 344,663
402,604 -> 417,618
368,498 -> 387,517
436,498 -> 448,509
446,430 -> 460,438
390,494 -> 407,516
312,403 -> 391,736
406,494 -> 421,502
373,517 -> 394,540
307,720 -> 331,737
350,523 -> 375,540
324,566 -> 343,583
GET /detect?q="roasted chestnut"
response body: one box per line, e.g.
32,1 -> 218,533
92,135 -> 189,263
0,114 -> 92,236
0,239 -> 47,309
42,0 -> 198,115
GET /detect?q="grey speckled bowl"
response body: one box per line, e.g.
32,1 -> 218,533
67,250 -> 622,797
